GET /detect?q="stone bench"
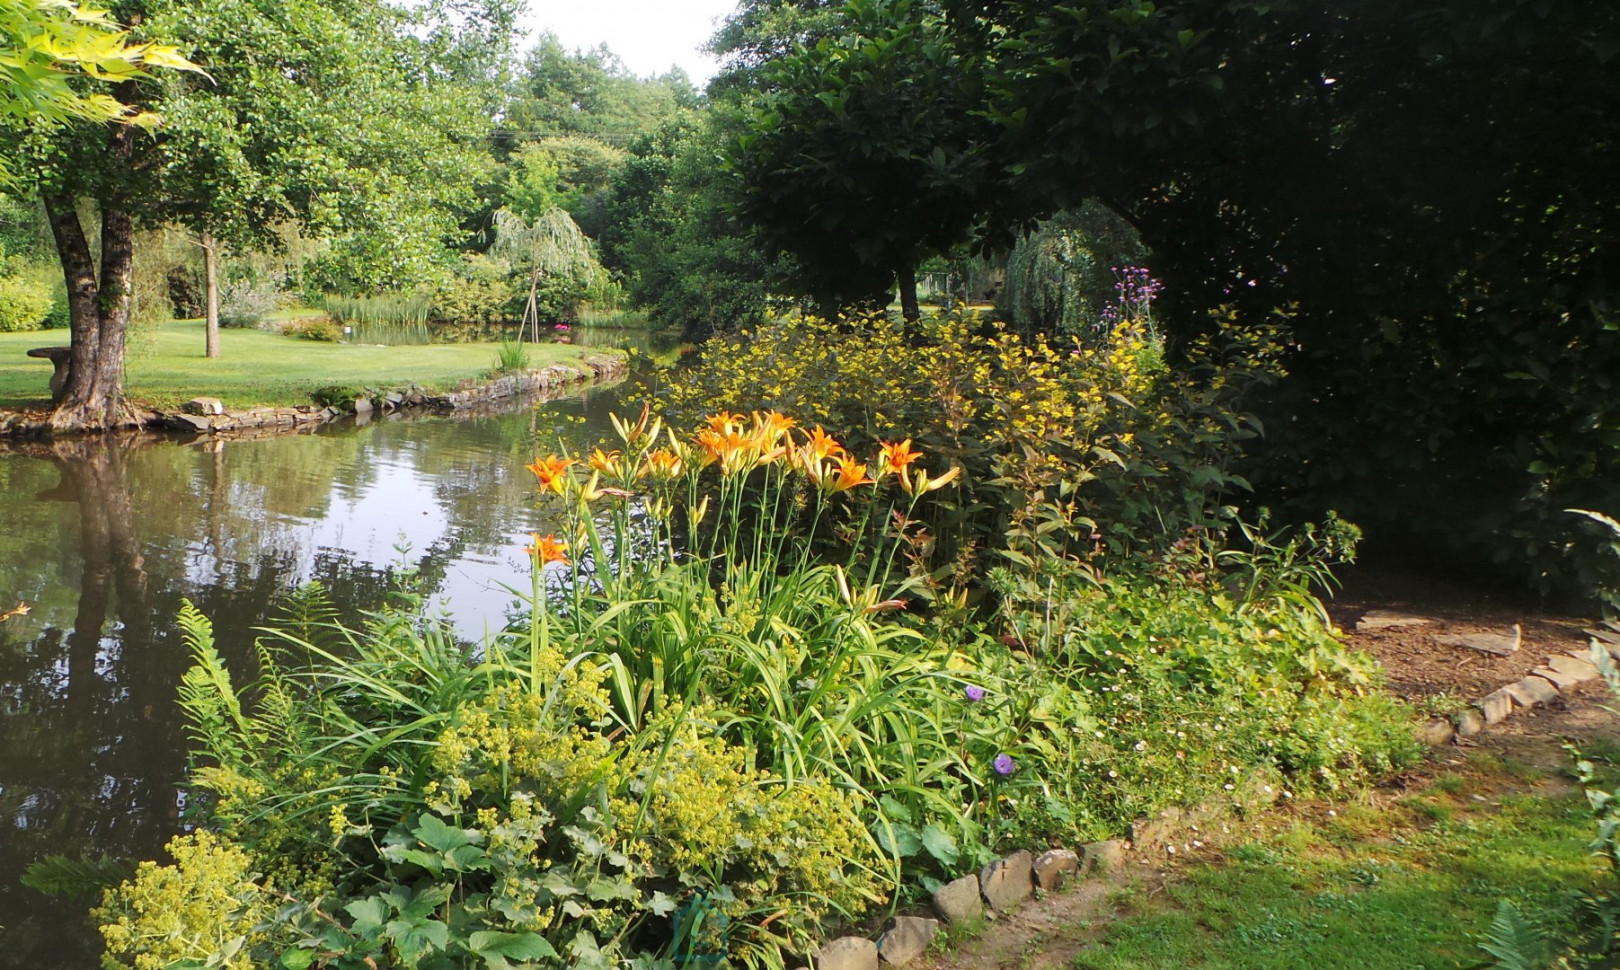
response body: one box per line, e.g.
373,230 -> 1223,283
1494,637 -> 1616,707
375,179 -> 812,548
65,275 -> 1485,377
26,347 -> 71,402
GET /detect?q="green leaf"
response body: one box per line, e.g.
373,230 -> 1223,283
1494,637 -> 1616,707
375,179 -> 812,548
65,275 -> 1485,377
414,812 -> 481,853
470,930 -> 559,966
345,896 -> 388,934
920,824 -> 959,866
279,949 -> 318,970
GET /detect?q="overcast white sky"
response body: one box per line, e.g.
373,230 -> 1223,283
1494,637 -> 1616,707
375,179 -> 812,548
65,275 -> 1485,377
519,0 -> 741,81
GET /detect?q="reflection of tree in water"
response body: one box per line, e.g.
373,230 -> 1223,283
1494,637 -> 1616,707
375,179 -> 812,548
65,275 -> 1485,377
0,388 -> 628,967
0,435 -> 181,967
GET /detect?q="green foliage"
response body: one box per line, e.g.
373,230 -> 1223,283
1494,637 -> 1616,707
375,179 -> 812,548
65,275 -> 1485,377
599,115 -> 775,340
430,253 -> 520,326
0,0 -> 198,181
502,143 -> 562,222
0,259 -> 53,330
726,0 -> 993,313
503,32 -> 698,143
19,853 -> 135,901
284,315 -> 340,342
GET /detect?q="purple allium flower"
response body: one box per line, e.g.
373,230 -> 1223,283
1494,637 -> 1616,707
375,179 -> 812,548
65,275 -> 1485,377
993,753 -> 1016,776
964,685 -> 986,704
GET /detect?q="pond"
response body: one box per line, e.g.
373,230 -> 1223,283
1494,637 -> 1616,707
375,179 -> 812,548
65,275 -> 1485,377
0,384 -> 627,968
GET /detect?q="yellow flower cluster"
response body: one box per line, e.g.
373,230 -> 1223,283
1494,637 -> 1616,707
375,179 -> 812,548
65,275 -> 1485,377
96,831 -> 267,970
608,718 -> 876,918
430,669 -> 612,810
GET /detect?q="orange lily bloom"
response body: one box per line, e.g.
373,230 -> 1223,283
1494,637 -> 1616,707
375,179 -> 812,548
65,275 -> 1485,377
801,426 -> 845,461
526,456 -> 576,494
696,427 -> 753,476
525,533 -> 570,565
877,439 -> 923,477
703,411 -> 747,436
825,455 -> 874,494
643,448 -> 684,481
588,448 -> 622,474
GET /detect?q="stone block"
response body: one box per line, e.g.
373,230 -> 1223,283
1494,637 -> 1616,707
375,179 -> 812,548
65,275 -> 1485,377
1536,654 -> 1597,690
1355,610 -> 1434,632
1504,675 -> 1559,709
817,937 -> 877,970
169,413 -> 214,432
1419,718 -> 1455,746
932,874 -> 982,925
1477,689 -> 1514,725
1032,849 -> 1081,891
1082,839 -> 1127,874
876,916 -> 937,966
1436,625 -> 1521,656
979,850 -> 1034,913
1454,708 -> 1485,737
182,396 -> 225,415
352,397 -> 373,414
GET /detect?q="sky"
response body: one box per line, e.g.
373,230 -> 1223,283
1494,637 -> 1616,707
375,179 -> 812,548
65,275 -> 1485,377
519,0 -> 741,82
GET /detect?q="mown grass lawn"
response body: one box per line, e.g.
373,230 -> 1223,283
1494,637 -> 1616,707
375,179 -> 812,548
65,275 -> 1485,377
0,319 -> 611,411
1071,751 -> 1604,969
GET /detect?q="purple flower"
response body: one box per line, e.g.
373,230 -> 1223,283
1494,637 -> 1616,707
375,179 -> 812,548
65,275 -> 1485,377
964,685 -> 986,704
993,753 -> 1016,776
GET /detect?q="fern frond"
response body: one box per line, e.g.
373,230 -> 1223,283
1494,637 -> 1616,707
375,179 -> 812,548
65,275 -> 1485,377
175,599 -> 251,767
1480,900 -> 1551,970
20,854 -> 135,899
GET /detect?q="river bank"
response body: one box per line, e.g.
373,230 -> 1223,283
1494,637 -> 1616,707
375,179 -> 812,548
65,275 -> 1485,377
0,348 -> 624,439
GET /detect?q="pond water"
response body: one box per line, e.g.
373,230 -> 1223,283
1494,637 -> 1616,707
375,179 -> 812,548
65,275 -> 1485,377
0,384 -> 627,968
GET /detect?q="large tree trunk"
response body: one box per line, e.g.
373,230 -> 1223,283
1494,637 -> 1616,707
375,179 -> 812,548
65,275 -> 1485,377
201,230 -> 220,358
897,262 -> 921,323
46,125 -> 140,433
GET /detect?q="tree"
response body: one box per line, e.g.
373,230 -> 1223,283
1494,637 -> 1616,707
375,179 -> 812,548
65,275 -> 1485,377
0,0 -> 197,180
726,0 -> 993,320
21,0 -> 503,429
948,0 -> 1620,599
502,33 -> 697,145
599,115 -> 775,340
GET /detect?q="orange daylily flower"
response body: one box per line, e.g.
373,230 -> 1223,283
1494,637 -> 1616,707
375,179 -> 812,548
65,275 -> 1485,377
703,411 -> 747,436
643,448 -> 684,480
526,455 -> 576,494
0,602 -> 29,623
588,448 -> 622,474
877,439 -> 923,476
696,427 -> 753,475
525,533 -> 570,565
825,455 -> 874,494
800,426 -> 845,462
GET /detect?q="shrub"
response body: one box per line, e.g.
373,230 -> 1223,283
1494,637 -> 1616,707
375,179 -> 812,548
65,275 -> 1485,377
429,254 -> 518,325
0,269 -> 55,332
645,308 -> 1287,601
285,315 -> 341,342
218,275 -> 286,328
492,339 -> 528,374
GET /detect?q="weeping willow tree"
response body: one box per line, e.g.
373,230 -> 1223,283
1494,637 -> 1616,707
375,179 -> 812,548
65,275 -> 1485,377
999,201 -> 1147,339
491,206 -> 602,341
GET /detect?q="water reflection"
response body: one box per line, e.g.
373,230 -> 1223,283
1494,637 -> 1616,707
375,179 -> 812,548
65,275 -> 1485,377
0,384 -> 626,967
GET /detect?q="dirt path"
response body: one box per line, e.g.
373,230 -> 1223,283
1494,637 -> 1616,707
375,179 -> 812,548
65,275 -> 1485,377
921,572 -> 1619,970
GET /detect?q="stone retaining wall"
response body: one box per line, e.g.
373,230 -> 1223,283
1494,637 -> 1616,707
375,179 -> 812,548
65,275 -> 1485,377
155,356 -> 624,436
